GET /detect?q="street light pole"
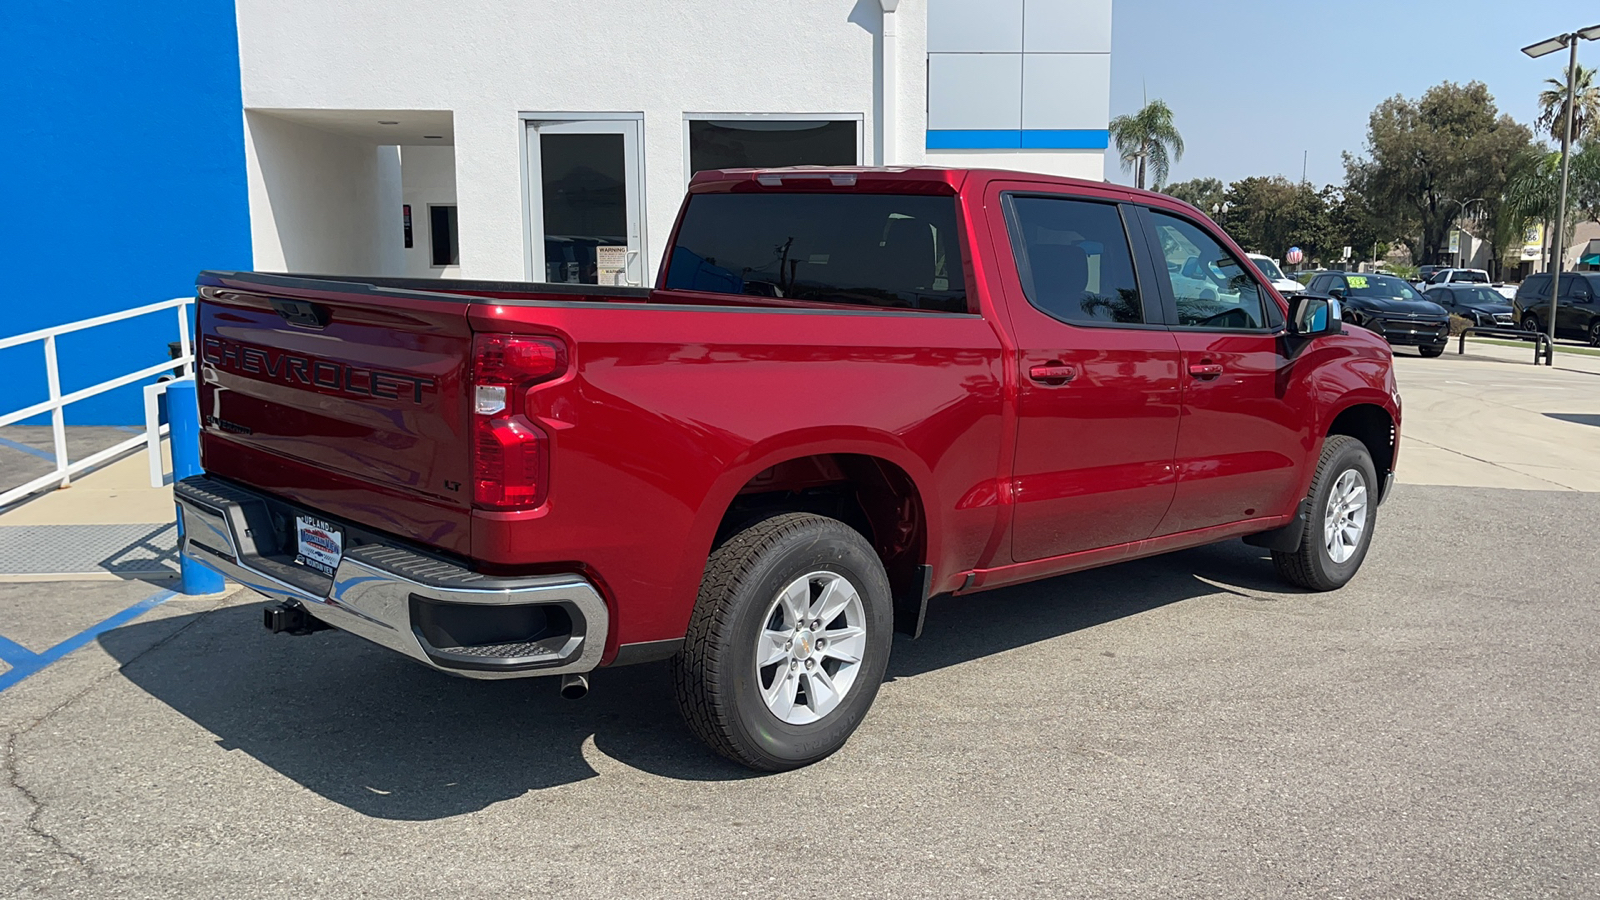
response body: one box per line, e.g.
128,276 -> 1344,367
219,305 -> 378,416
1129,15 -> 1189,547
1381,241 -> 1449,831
1523,24 -> 1600,364
1549,39 -> 1579,351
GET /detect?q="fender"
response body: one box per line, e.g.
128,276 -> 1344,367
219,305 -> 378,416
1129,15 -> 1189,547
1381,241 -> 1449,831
664,427 -> 944,637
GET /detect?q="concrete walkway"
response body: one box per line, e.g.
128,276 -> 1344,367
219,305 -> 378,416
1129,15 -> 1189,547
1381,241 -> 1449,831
1392,343 -> 1600,493
0,442 -> 179,581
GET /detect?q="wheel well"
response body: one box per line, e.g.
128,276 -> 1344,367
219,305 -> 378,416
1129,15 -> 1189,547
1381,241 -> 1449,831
716,454 -> 927,609
1327,404 -> 1394,494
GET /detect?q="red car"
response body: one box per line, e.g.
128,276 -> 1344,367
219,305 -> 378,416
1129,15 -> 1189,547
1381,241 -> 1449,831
177,167 -> 1400,770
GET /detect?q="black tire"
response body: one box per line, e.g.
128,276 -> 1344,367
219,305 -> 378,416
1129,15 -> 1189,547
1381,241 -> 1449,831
671,513 -> 893,771
1272,435 -> 1379,591
1419,343 -> 1445,358
1521,313 -> 1541,333
1588,320 -> 1600,347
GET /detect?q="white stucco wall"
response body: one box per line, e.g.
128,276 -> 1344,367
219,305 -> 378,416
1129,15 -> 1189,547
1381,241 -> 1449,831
245,110 -> 385,274
399,145 -> 459,278
237,0 -> 914,283
235,1 -> 1105,283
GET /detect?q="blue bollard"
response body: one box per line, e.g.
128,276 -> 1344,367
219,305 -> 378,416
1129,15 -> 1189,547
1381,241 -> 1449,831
166,379 -> 225,595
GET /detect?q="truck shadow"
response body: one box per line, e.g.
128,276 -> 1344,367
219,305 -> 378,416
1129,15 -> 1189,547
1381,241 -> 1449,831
96,540 -> 1292,821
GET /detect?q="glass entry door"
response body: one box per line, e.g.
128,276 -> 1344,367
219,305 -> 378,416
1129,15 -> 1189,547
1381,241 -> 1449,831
526,118 -> 644,286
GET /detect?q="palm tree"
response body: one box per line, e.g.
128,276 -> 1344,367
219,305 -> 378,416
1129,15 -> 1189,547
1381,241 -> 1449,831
1537,63 -> 1600,145
1109,99 -> 1184,191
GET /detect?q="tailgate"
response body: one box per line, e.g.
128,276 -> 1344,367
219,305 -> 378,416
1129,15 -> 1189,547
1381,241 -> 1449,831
196,273 -> 474,528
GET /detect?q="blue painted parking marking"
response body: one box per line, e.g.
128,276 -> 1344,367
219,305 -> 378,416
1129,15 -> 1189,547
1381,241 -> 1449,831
0,589 -> 175,693
0,435 -> 55,462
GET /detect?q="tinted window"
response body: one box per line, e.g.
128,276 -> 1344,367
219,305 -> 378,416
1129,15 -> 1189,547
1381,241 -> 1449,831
1344,274 -> 1422,300
429,205 -> 459,267
1566,277 -> 1595,299
687,120 -> 857,176
1520,275 -> 1550,299
664,193 -> 968,313
1454,270 -> 1489,283
1455,287 -> 1504,305
1006,197 -> 1143,324
1148,211 -> 1269,328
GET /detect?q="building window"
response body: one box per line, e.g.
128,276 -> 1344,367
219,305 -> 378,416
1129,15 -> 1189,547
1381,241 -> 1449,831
686,119 -> 858,177
429,205 -> 459,267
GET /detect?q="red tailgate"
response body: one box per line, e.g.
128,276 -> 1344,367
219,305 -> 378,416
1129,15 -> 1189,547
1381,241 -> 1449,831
196,275 -> 474,552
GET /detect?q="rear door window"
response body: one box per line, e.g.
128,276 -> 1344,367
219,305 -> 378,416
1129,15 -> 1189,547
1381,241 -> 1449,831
663,192 -> 969,313
1003,196 -> 1146,325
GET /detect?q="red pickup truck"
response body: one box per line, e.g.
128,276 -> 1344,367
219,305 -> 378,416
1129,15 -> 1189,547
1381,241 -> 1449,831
177,166 -> 1400,771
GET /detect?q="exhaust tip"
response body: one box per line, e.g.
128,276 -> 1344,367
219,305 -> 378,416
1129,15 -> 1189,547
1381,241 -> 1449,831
559,673 -> 589,701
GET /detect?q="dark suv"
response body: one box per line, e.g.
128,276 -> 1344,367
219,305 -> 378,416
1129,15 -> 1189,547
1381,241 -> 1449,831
1515,273 -> 1600,345
1306,271 -> 1451,356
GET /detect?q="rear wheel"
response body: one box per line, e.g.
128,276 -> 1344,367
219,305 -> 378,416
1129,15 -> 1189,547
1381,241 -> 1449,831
672,513 -> 893,771
1272,435 -> 1378,591
1419,343 -> 1445,358
1521,313 -> 1541,333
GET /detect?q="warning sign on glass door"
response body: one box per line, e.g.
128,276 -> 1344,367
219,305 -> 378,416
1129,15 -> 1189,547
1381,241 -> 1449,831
596,246 -> 628,285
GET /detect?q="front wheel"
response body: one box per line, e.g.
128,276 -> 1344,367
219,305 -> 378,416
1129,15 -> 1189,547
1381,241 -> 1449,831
1272,435 -> 1379,591
1589,320 -> 1600,347
672,513 -> 893,771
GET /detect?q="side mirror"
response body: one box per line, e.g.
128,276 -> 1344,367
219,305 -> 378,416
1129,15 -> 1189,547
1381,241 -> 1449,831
1327,287 -> 1346,300
1288,294 -> 1342,338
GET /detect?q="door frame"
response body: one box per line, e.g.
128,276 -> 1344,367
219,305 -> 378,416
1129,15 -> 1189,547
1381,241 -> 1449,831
519,112 -> 647,285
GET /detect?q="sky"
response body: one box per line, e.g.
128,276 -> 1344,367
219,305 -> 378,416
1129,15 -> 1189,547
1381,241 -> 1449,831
1105,0 -> 1589,189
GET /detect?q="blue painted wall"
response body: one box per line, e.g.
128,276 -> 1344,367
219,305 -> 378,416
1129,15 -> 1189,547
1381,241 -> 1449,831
1,1 -> 250,425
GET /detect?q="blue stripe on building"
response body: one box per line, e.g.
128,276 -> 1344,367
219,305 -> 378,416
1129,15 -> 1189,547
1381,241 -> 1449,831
2,1 -> 252,425
926,129 -> 1110,151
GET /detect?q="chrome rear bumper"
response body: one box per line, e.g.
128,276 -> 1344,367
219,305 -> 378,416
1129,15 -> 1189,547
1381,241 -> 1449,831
174,476 -> 608,679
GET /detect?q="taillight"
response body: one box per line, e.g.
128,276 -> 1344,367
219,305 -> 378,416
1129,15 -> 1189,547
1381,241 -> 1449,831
470,334 -> 566,510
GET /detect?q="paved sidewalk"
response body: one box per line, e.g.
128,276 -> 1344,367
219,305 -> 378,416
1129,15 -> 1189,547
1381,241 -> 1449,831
1392,348 -> 1600,493
1458,335 -> 1600,375
0,441 -> 178,581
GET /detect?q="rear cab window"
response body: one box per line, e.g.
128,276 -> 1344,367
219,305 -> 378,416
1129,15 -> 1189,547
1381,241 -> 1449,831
663,192 -> 970,313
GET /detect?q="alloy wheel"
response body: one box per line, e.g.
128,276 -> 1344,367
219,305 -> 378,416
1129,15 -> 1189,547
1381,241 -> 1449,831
1323,469 -> 1368,565
754,571 -> 868,725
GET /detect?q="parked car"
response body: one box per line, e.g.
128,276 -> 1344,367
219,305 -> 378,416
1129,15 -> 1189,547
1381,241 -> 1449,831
1514,272 -> 1600,344
1426,285 -> 1516,328
1246,253 -> 1307,295
1423,267 -> 1518,300
1415,264 -> 1447,286
1424,267 -> 1491,286
176,166 -> 1401,771
1306,271 -> 1451,356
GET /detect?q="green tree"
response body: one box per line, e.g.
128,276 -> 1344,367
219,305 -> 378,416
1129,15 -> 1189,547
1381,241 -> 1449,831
1216,176 -> 1324,260
1537,63 -> 1600,145
1161,177 -> 1225,218
1344,81 -> 1534,266
1110,99 -> 1184,190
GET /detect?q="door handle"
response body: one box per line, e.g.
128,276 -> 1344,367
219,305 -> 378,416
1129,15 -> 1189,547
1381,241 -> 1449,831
1188,363 -> 1224,379
1028,363 -> 1078,384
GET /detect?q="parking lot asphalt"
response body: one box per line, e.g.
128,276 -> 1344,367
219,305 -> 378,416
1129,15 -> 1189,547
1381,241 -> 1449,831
3,482 -> 1598,899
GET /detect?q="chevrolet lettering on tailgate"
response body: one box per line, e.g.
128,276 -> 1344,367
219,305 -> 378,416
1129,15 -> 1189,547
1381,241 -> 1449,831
200,335 -> 435,403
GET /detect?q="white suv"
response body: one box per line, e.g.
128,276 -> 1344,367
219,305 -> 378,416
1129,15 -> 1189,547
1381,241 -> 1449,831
1246,253 -> 1306,295
1424,268 -> 1517,300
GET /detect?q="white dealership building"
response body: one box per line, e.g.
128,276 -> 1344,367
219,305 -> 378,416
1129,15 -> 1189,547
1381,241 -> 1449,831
239,0 -> 1114,287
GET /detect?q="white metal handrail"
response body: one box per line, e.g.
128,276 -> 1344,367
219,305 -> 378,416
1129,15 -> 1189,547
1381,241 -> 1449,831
0,297 -> 194,508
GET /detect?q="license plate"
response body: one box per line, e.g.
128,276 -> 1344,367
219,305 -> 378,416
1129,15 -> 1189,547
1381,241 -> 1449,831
294,516 -> 343,576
